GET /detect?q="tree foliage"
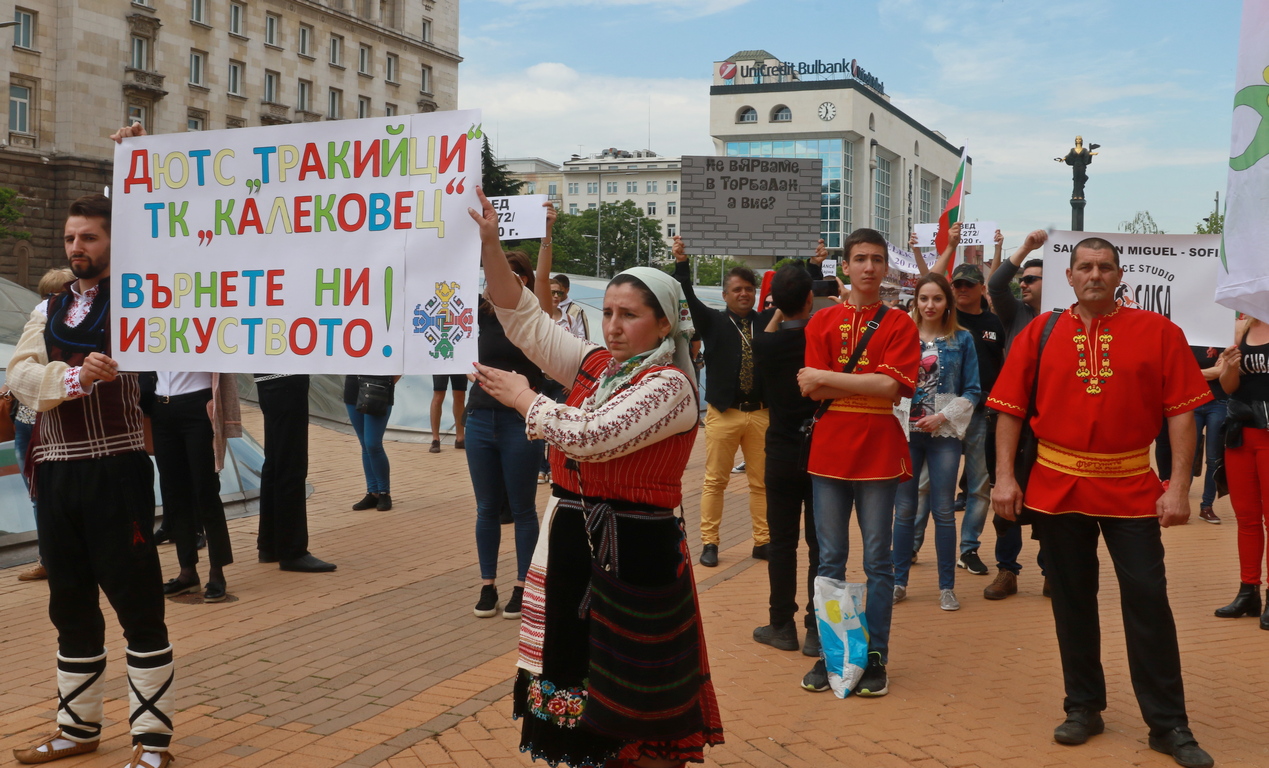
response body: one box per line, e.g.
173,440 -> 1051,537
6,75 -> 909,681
1195,210 -> 1224,235
480,138 -> 524,198
550,200 -> 667,278
1118,210 -> 1164,235
0,187 -> 30,240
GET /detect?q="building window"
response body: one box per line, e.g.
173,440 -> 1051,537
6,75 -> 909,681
605,181 -> 617,194
772,105 -> 792,122
229,3 -> 244,35
568,203 -> 578,215
187,111 -> 206,131
190,0 -> 206,24
586,182 -> 598,195
646,181 -> 657,193
667,180 -> 678,193
228,61 -> 243,95
626,181 -> 638,194
647,202 -> 656,215
567,182 -> 579,195
13,9 -> 34,49
265,14 -> 279,46
130,36 -> 149,70
359,44 -> 371,75
189,51 -> 206,86
329,35 -> 343,66
327,88 -> 342,119
264,70 -> 279,103
919,176 -> 932,224
548,182 -> 557,196
737,107 -> 757,123
126,103 -> 147,130
358,96 -> 370,118
940,182 -> 951,213
588,203 -> 596,210
297,80 -> 311,111
420,65 -> 432,93
420,17 -> 431,42
874,154 -> 892,240
525,182 -> 536,194
869,113 -> 876,131
385,103 -> 396,116
914,140 -> 920,157
667,200 -> 676,216
299,25 -> 312,56
9,84 -> 31,133
667,223 -> 676,237
386,53 -> 399,82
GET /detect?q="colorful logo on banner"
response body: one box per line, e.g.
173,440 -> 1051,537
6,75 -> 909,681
413,281 -> 473,360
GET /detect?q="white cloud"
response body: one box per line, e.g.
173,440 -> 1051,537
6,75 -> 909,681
459,62 -> 716,163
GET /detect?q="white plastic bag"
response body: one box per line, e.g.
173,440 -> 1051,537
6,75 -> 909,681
813,576 -> 870,698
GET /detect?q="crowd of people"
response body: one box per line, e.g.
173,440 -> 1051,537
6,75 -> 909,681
4,125 -> 1265,768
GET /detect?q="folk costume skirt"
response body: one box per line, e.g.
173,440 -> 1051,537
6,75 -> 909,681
514,493 -> 723,767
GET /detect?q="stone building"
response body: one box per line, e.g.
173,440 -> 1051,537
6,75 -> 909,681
0,0 -> 460,289
559,148 -> 682,253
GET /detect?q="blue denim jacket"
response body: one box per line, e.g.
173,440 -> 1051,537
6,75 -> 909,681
918,329 -> 982,406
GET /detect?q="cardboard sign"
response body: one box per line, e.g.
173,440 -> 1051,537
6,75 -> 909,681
111,110 -> 483,374
489,194 -> 548,240
1040,230 -> 1230,347
679,155 -> 822,258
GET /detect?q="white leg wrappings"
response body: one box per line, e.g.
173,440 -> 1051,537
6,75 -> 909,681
126,645 -> 175,752
56,649 -> 108,743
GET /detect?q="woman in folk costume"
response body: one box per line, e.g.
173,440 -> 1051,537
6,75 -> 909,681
467,188 -> 723,768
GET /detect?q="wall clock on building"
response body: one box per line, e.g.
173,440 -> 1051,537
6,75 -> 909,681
818,102 -> 836,121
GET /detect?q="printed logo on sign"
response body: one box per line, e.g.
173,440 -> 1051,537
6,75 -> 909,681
719,62 -> 737,80
413,281 -> 473,360
1230,64 -> 1269,171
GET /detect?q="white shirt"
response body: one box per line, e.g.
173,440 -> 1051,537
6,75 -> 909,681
155,371 -> 214,397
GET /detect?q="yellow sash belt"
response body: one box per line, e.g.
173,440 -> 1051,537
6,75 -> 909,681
827,395 -> 894,416
1036,440 -> 1151,478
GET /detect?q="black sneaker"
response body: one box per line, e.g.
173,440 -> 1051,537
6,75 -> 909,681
852,651 -> 888,697
503,586 -> 524,619
376,493 -> 393,511
1148,726 -> 1214,768
957,549 -> 989,575
473,585 -> 499,618
801,659 -> 829,692
753,622 -> 798,651
352,493 -> 377,510
801,623 -> 821,658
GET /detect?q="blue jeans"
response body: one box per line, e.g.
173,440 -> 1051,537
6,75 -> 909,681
812,476 -> 898,663
1194,399 -> 1227,507
346,404 -> 392,494
466,408 -> 541,582
911,411 -> 992,557
893,433 -> 961,590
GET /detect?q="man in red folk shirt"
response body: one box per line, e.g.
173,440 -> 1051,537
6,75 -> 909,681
990,237 -> 1213,768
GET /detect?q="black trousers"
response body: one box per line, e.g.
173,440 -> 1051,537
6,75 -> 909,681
36,452 -> 168,658
1033,513 -> 1187,732
151,390 -> 233,570
765,456 -> 819,628
257,375 -> 310,560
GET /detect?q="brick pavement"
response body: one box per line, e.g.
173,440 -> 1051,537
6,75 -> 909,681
1,406 -> 1266,767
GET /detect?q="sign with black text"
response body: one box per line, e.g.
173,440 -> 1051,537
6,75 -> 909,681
488,194 -> 547,240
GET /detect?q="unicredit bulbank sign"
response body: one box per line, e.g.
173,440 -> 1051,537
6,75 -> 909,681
719,58 -> 885,95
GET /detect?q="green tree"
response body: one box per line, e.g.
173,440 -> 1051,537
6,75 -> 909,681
552,201 -> 666,278
479,138 -> 524,198
0,187 -> 30,240
1195,210 -> 1224,235
1119,210 -> 1164,234
694,256 -> 751,287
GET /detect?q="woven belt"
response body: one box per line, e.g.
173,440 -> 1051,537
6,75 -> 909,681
827,395 -> 893,416
1036,440 -> 1151,478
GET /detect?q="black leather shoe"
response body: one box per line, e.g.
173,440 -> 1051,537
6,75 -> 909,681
203,581 -> 227,603
258,551 -> 279,563
153,526 -> 170,545
162,575 -> 201,596
753,622 -> 798,651
752,544 -> 769,560
279,554 -> 337,572
1053,708 -> 1104,745
1214,582 -> 1261,618
1148,727 -> 1214,768
802,623 -> 821,658
196,532 -> 207,550
699,544 -> 718,568
352,493 -> 378,511
376,493 -> 393,511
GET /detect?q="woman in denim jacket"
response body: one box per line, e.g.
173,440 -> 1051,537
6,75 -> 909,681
892,273 -> 981,612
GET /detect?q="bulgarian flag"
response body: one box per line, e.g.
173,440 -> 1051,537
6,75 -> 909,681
935,145 -> 968,275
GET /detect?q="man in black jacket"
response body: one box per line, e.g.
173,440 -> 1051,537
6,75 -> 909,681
672,236 -> 768,567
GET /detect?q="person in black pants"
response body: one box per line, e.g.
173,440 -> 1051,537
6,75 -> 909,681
255,373 -> 335,572
751,261 -> 822,657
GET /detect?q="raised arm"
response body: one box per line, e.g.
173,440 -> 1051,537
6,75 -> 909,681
533,203 -> 559,315
925,222 -> 961,277
670,235 -> 719,334
986,229 -> 1003,281
467,186 -> 523,310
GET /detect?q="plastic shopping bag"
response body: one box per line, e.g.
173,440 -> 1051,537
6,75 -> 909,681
813,576 -> 870,698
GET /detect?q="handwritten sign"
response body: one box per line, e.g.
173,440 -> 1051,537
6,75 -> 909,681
679,155 -> 822,258
110,110 -> 483,374
488,194 -> 547,240
913,220 -> 998,249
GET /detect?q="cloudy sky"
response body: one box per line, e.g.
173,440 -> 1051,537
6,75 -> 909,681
457,0 -> 1242,246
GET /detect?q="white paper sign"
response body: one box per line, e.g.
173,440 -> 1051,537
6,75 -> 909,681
914,223 -> 938,249
1040,230 -> 1231,347
489,194 -> 547,240
111,109 -> 484,374
821,259 -> 838,277
913,221 -> 997,249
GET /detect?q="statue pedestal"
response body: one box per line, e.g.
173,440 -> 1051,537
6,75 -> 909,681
1070,198 -> 1086,232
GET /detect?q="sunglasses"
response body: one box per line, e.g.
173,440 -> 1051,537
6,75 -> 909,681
551,290 -> 565,297
1019,275 -> 1043,285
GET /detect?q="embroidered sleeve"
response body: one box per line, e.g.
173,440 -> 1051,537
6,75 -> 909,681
6,308 -> 78,412
494,286 -> 598,386
524,368 -> 697,463
64,367 -> 89,398
1160,321 -> 1214,416
987,315 -> 1043,418
875,316 -> 920,397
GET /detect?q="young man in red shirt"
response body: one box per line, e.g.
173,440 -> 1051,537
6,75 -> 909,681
798,228 -> 920,695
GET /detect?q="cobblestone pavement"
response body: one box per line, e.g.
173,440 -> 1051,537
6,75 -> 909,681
1,407 -> 1266,767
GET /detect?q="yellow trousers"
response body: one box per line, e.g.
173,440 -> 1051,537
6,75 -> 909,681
699,404 -> 769,546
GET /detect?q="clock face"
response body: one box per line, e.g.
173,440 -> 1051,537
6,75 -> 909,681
818,102 -> 836,121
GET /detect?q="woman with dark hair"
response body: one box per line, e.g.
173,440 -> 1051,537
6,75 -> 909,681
467,188 -> 722,768
891,273 -> 980,612
466,248 -> 545,620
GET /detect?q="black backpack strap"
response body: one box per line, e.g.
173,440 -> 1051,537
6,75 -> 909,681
1025,309 -> 1063,423
811,304 -> 890,421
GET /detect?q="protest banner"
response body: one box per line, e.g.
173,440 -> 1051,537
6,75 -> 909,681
679,155 -> 822,258
913,221 -> 996,249
110,109 -> 482,375
489,194 -> 548,240
1040,230 -> 1230,347
887,241 -> 935,275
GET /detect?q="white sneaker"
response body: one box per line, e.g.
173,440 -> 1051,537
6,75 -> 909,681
940,589 -> 960,611
732,462 -> 746,474
893,585 -> 907,604
537,472 -> 549,485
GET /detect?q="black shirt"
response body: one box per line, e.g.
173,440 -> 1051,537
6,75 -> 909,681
956,308 -> 1006,407
672,260 -> 767,412
1192,345 -> 1227,401
468,301 -> 544,411
1235,336 -> 1269,405
754,319 -> 816,460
